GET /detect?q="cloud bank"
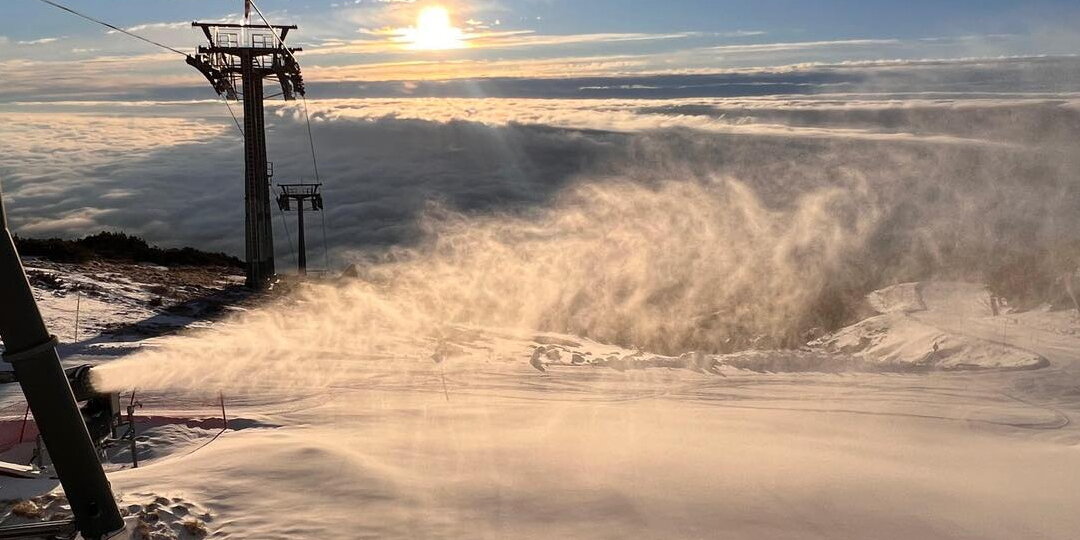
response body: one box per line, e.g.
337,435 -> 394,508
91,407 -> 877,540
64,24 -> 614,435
4,59 -> 1080,351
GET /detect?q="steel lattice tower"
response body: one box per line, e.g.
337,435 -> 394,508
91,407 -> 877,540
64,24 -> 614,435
187,21 -> 306,288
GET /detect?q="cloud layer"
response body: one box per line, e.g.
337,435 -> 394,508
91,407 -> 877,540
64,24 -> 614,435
4,59 -> 1080,350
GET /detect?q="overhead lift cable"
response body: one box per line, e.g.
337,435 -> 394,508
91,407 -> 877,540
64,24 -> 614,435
221,98 -> 245,137
34,0 -> 187,56
277,199 -> 297,267
36,0 -> 327,270
248,0 -> 333,271
246,1 -> 321,183
32,0 -> 245,138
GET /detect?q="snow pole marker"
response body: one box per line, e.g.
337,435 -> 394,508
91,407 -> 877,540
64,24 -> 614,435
220,392 -> 228,430
127,390 -> 141,468
73,291 -> 81,342
440,367 -> 450,402
432,342 -> 451,402
17,404 -> 30,444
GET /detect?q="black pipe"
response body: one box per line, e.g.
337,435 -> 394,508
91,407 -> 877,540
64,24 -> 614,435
0,190 -> 124,539
296,197 -> 307,275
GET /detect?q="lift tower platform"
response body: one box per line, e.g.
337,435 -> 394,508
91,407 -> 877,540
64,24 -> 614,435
187,21 -> 306,288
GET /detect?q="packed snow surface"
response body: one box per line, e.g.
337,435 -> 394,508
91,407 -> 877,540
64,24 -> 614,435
1,267 -> 1079,539
813,282 -> 1047,371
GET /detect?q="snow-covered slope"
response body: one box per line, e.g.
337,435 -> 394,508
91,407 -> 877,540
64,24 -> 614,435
812,282 -> 1047,371
1,268 -> 1079,540
16,259 -> 247,358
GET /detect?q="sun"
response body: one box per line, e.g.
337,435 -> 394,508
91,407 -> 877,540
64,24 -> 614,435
406,6 -> 465,50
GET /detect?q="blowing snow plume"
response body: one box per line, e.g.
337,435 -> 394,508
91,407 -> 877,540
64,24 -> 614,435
92,97 -> 1080,393
341,174 -> 879,353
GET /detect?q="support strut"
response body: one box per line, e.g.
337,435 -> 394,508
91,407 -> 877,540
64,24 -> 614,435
0,190 -> 124,540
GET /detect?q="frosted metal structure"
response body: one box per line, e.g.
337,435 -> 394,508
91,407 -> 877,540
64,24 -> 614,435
187,21 -> 306,288
277,183 -> 324,275
0,189 -> 124,539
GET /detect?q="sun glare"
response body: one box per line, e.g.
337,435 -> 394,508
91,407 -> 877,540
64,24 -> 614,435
407,6 -> 465,50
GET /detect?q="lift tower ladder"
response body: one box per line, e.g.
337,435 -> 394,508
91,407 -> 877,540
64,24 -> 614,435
187,21 -> 306,288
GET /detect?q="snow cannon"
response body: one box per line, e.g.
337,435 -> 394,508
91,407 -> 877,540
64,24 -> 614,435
0,364 -> 120,447
0,189 -> 125,539
65,365 -> 123,445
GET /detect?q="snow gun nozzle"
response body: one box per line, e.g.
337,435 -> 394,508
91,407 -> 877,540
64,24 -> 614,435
65,364 -> 108,402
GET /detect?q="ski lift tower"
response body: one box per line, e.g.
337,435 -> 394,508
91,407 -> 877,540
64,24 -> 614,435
186,19 -> 306,288
277,183 -> 323,275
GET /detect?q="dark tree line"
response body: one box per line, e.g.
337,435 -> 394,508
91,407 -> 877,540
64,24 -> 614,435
14,232 -> 243,269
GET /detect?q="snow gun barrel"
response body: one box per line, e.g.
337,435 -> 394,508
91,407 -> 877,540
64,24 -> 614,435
65,364 -> 123,447
65,364 -> 108,402
0,189 -> 125,539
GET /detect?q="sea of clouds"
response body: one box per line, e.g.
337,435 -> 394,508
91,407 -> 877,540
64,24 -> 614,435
3,57 -> 1080,349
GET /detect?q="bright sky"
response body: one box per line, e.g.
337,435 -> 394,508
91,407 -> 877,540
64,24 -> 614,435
1,0 -> 1078,98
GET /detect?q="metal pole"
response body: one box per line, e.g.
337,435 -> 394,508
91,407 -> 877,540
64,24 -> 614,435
241,50 -> 274,287
254,79 -> 275,282
127,403 -> 137,469
0,519 -> 76,539
296,200 -> 306,275
74,291 -> 81,342
241,50 -> 259,288
0,189 -> 123,539
219,392 -> 228,429
17,405 -> 29,444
